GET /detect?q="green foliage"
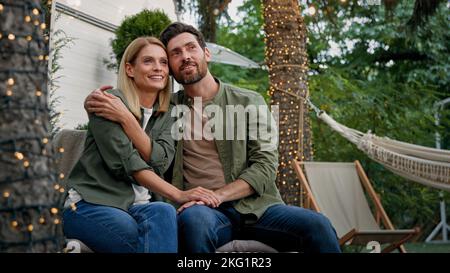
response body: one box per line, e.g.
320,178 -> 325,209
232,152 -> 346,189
309,66 -> 447,231
305,0 -> 450,233
106,9 -> 172,70
211,0 -> 268,99
74,123 -> 88,130
212,0 -> 449,235
48,14 -> 75,136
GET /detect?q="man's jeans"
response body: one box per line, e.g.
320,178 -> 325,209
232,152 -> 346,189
178,203 -> 341,253
63,200 -> 178,253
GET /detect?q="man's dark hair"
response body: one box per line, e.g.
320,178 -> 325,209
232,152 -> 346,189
160,22 -> 206,49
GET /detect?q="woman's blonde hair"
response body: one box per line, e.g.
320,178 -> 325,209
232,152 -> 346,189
117,36 -> 171,119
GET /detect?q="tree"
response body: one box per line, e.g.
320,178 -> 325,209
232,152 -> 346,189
210,0 -> 268,97
213,0 -> 448,233
262,0 -> 312,206
0,0 -> 62,252
105,9 -> 172,71
176,0 -> 232,42
305,0 -> 449,231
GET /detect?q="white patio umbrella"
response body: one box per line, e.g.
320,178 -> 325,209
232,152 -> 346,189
206,42 -> 261,69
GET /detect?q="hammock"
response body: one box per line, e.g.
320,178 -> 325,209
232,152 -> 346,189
308,103 -> 450,192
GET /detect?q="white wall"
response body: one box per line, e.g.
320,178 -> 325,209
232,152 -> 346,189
51,0 -> 177,129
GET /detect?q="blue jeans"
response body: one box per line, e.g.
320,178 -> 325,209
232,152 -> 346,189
63,200 -> 177,253
178,203 -> 341,253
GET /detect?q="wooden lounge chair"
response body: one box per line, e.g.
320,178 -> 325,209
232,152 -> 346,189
292,160 -> 420,253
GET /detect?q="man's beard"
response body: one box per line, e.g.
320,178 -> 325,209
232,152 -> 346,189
173,59 -> 207,85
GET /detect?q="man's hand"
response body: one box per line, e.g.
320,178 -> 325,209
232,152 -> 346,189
84,85 -> 113,113
176,186 -> 222,208
84,86 -> 132,123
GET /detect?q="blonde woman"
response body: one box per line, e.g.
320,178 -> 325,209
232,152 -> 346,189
62,37 -> 220,253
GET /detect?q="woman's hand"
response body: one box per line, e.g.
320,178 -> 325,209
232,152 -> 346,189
176,200 -> 205,214
175,186 -> 222,208
85,86 -> 131,124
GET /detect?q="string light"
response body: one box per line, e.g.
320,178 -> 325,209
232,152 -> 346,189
262,0 -> 313,206
308,6 -> 316,16
1,1 -> 63,252
14,152 -> 24,160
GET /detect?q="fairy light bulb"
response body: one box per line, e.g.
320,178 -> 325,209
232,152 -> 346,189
32,8 -> 39,15
59,147 -> 65,153
23,161 -> 30,168
39,217 -> 45,224
27,224 -> 34,232
50,208 -> 58,214
14,152 -> 24,160
25,15 -> 31,22
3,191 -> 10,198
8,33 -> 15,40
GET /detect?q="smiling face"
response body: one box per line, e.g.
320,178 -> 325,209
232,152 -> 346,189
166,32 -> 211,85
125,44 -> 169,92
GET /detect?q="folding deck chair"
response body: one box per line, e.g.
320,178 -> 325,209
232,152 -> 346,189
292,160 -> 420,253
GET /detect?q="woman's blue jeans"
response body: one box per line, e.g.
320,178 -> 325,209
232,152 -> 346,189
62,200 -> 178,253
178,203 -> 341,253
